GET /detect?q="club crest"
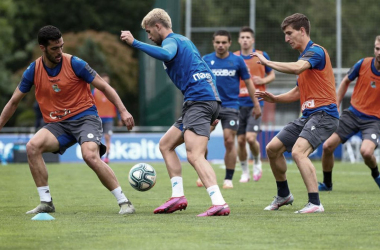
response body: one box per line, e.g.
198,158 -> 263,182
52,84 -> 61,92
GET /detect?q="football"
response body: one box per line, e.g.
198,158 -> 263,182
128,163 -> 157,191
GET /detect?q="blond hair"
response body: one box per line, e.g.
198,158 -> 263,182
376,35 -> 380,43
141,8 -> 172,29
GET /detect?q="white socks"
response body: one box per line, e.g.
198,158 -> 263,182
254,153 -> 261,164
37,186 -> 52,202
171,176 -> 184,197
240,160 -> 249,174
207,185 -> 226,205
111,186 -> 128,204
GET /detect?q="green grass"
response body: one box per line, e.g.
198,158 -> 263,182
0,161 -> 379,250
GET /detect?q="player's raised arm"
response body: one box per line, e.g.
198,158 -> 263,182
252,52 -> 311,75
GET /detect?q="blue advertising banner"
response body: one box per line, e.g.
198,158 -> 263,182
0,131 -> 342,163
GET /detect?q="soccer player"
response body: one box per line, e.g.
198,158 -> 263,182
201,30 -> 261,189
0,25 -> 135,215
92,73 -> 122,164
319,35 -> 380,191
254,13 -> 339,213
234,26 -> 275,183
120,8 -> 230,216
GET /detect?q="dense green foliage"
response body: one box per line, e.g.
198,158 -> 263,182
0,0 -> 154,126
0,161 -> 379,249
1,0 -> 379,126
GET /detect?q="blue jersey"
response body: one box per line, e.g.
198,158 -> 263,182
19,56 -> 98,120
203,52 -> 250,109
132,33 -> 220,102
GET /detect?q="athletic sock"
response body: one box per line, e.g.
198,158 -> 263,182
111,186 -> 128,204
171,176 -> 184,197
276,180 -> 290,197
370,165 -> 380,179
308,192 -> 320,206
323,171 -> 333,188
207,185 -> 226,205
225,169 -> 235,180
253,153 -> 261,164
37,186 -> 52,202
240,160 -> 249,174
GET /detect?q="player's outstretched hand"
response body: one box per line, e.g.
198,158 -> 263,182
120,31 -> 135,45
250,52 -> 268,65
255,91 -> 277,103
121,111 -> 135,130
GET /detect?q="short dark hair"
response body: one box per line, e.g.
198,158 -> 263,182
239,26 -> 255,37
281,13 -> 310,36
213,30 -> 231,41
38,25 -> 62,47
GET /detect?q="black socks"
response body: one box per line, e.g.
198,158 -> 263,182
276,180 -> 290,197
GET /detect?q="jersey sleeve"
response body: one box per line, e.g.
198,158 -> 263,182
238,56 -> 251,80
71,56 -> 97,83
347,59 -> 364,81
132,38 -> 178,62
18,62 -> 36,93
299,46 -> 325,70
263,51 -> 273,73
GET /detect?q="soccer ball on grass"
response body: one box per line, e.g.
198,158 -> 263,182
128,163 -> 157,191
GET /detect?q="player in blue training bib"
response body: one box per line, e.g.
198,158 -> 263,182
200,30 -> 261,189
121,8 -> 230,217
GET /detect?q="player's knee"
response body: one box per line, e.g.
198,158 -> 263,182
266,144 -> 279,159
186,152 -> 199,166
322,141 -> 335,154
237,137 -> 245,147
82,150 -> 98,164
360,148 -> 374,160
246,136 -> 257,145
26,140 -> 42,156
158,139 -> 168,153
224,138 -> 234,150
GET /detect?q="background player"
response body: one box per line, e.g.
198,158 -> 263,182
201,30 -> 261,189
93,73 -> 122,163
320,35 -> 380,191
234,26 -> 275,183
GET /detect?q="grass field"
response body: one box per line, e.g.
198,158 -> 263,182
0,160 -> 379,250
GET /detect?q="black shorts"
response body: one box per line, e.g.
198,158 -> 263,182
336,109 -> 380,145
237,106 -> 262,135
174,101 -> 220,138
44,115 -> 106,156
276,111 -> 339,153
102,121 -> 114,135
217,106 -> 239,131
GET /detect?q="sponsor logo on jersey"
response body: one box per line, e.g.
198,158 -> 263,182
211,69 -> 236,77
301,99 -> 315,111
193,72 -> 213,81
370,81 -> 376,88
